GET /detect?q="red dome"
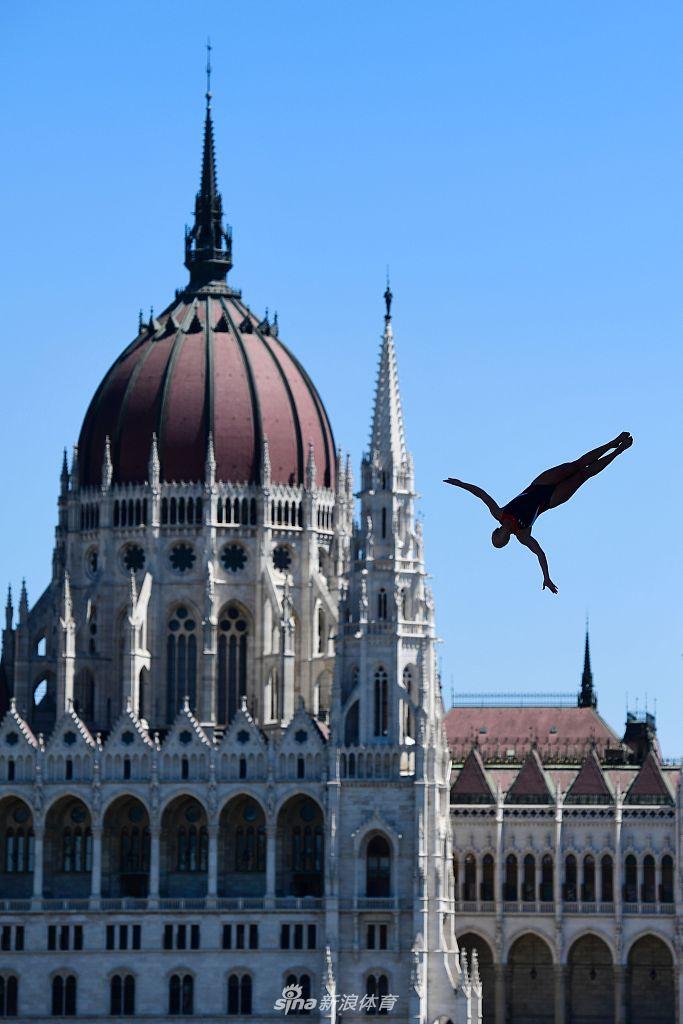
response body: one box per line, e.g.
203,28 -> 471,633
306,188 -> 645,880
78,291 -> 336,488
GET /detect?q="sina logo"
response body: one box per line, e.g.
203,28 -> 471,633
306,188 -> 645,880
274,983 -> 317,1014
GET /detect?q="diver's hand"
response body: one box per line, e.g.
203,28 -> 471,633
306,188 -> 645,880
543,577 -> 558,595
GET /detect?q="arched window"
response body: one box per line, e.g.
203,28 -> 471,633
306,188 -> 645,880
463,853 -> 476,901
176,826 -> 208,873
522,854 -> 536,902
661,855 -> 674,903
563,854 -> 577,901
377,589 -> 388,621
504,854 -> 518,901
169,974 -> 193,1016
373,667 -> 388,737
482,854 -> 495,902
642,854 -> 656,903
402,667 -> 414,741
365,973 -> 389,1015
4,826 -> 34,874
110,974 -> 135,1015
217,606 -> 249,725
582,854 -> 596,902
61,828 -> 92,873
74,669 -> 94,722
166,607 -> 197,721
227,973 -> 252,1015
317,607 -> 326,655
624,854 -> 638,902
119,825 -> 150,874
235,826 -> 266,873
381,507 -> 387,538
601,854 -> 613,902
366,835 -> 391,897
0,975 -> 18,1017
540,854 -> 553,902
52,975 -> 77,1017
345,702 -> 359,746
284,974 -> 311,1016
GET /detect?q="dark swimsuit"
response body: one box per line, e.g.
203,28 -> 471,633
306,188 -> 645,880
500,483 -> 555,532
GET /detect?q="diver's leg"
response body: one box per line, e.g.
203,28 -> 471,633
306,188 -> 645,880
532,433 -> 630,486
545,438 -> 632,509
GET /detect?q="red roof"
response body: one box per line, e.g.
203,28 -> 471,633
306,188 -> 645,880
626,751 -> 674,804
565,750 -> 613,802
444,706 -> 622,762
505,749 -> 553,803
450,748 -> 495,802
78,293 -> 336,488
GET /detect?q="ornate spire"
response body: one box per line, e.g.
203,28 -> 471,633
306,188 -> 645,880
262,436 -> 271,487
205,431 -> 216,486
579,619 -> 596,708
60,448 -> 69,495
306,442 -> 317,490
19,579 -> 28,623
102,435 -> 113,491
70,445 -> 79,491
184,43 -> 233,289
148,433 -> 160,488
5,585 -> 12,632
368,283 -> 407,470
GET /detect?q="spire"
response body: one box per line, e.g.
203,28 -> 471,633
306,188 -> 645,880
148,433 -> 160,488
368,282 -> 407,471
306,442 -> 317,490
19,580 -> 28,623
579,619 -> 596,708
62,571 -> 73,622
102,435 -> 113,491
262,436 -> 271,487
70,445 -> 79,491
184,43 -> 233,289
4,585 -> 12,632
60,448 -> 69,496
205,431 -> 216,486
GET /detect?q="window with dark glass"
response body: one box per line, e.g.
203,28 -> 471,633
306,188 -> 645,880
366,835 -> 391,897
217,606 -> 249,724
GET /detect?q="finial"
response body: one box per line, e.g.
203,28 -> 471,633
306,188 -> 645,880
272,311 -> 279,337
70,445 -> 79,490
205,431 -> 216,486
138,308 -> 144,333
384,272 -> 393,323
129,569 -> 137,608
183,694 -> 191,713
102,435 -> 113,490
262,436 -> 271,487
206,38 -> 212,108
306,442 -> 317,490
148,432 -> 160,487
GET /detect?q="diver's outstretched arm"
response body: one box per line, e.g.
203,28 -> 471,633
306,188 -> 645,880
517,533 -> 558,594
444,478 -> 502,521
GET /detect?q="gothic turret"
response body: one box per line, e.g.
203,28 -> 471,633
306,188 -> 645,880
578,621 -> 597,708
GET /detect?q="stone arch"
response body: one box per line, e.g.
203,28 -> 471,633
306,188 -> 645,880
568,933 -> 614,1023
43,795 -> 92,898
626,934 -> 675,1023
102,794 -> 150,898
506,933 -> 554,1024
218,794 -> 266,897
160,794 -> 208,898
458,932 -> 494,1024
0,795 -> 34,898
275,794 -> 324,897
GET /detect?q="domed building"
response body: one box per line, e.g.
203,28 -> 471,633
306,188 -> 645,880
1,77 -> 679,1024
0,87 -> 477,1022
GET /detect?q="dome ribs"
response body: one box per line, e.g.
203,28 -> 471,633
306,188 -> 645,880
160,301 -> 208,482
203,296 -> 214,473
113,337 -> 159,483
218,297 -> 262,484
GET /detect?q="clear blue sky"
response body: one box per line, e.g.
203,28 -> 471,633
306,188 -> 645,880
1,2 -> 681,753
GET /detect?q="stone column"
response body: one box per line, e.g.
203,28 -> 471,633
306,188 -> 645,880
149,827 -> 160,904
494,962 -> 505,1024
554,964 -> 566,1024
266,822 -> 277,906
614,964 -> 625,1024
32,827 -> 44,902
89,827 -> 102,905
207,825 -> 218,900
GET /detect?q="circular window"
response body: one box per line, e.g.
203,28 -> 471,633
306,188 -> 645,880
86,548 -> 98,577
63,732 -> 77,746
6,732 -> 18,747
273,545 -> 292,571
128,804 -> 144,824
243,803 -> 257,822
123,545 -> 145,573
12,805 -> 29,824
70,806 -> 87,824
221,544 -> 247,573
169,609 -> 196,634
170,544 -> 196,573
185,804 -> 201,823
121,731 -> 135,746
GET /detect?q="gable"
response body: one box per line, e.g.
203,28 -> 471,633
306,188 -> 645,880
451,748 -> 495,804
505,750 -> 553,804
